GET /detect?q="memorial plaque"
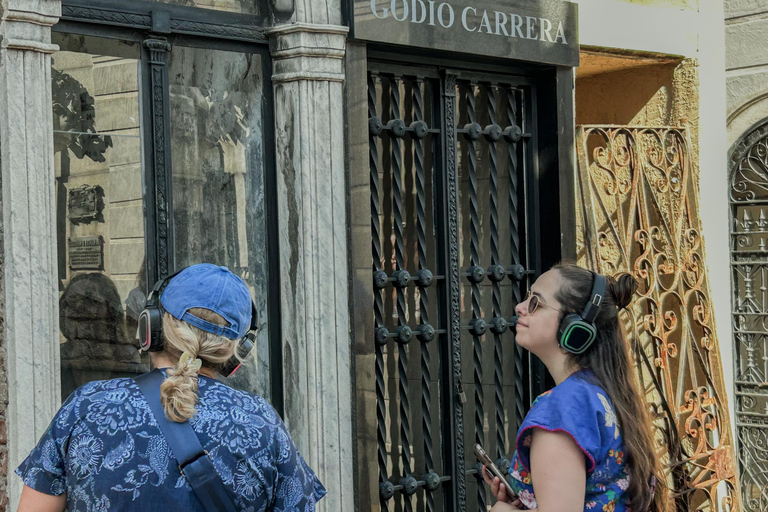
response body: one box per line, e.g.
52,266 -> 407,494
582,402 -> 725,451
69,236 -> 105,270
347,0 -> 579,67
68,185 -> 105,224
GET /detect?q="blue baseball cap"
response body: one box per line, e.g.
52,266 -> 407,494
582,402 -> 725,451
160,263 -> 253,339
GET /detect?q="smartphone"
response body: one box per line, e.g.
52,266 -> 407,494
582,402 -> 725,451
473,443 -> 517,501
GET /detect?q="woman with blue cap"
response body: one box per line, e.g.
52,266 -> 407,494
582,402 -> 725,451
16,263 -> 326,512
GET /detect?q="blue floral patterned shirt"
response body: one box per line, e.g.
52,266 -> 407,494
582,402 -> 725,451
507,370 -> 630,512
16,371 -> 326,511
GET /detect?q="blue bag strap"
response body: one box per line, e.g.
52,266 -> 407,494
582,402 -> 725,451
135,369 -> 237,512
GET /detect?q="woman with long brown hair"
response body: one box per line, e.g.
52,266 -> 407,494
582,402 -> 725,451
483,263 -> 664,512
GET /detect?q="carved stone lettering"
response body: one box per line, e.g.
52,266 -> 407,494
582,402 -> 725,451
68,236 -> 105,271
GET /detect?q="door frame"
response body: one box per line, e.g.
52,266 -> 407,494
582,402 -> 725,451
347,43 -> 576,512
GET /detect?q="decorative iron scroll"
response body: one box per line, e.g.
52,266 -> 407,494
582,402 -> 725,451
729,121 -> 768,512
576,126 -> 740,512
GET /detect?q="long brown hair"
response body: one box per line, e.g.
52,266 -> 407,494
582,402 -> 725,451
553,263 -> 665,512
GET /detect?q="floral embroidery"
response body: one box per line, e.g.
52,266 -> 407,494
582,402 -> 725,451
507,370 -> 631,512
16,373 -> 325,511
518,489 -> 537,509
608,449 -> 624,465
598,393 -> 619,440
531,390 -> 552,407
510,458 -> 532,485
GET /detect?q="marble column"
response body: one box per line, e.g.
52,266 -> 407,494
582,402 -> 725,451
0,0 -> 61,507
267,20 -> 353,512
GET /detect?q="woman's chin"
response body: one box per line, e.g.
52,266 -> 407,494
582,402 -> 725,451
513,332 -> 528,349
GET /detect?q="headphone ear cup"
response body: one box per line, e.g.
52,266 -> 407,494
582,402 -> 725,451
139,307 -> 164,352
559,313 -> 597,354
558,313 -> 581,346
221,333 -> 255,378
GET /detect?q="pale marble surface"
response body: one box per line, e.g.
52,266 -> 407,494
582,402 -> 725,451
1,2 -> 61,508
270,21 -> 352,512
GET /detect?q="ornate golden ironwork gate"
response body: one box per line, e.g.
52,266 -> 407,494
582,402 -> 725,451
729,121 -> 768,512
576,125 -> 740,512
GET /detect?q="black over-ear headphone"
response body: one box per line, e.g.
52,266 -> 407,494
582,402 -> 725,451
138,268 -> 258,377
557,272 -> 606,355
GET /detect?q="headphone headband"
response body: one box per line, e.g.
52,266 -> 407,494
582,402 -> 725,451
581,273 -> 606,324
557,271 -> 606,355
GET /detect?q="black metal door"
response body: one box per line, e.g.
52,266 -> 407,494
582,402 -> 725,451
360,62 -> 544,512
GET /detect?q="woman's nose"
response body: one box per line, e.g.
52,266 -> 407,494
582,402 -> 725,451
515,300 -> 526,317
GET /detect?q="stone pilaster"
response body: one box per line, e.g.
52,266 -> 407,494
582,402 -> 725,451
0,0 -> 61,507
267,22 -> 352,512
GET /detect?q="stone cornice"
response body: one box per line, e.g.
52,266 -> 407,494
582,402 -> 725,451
5,10 -> 59,27
268,23 -> 348,83
0,38 -> 57,52
1,3 -> 61,53
266,22 -> 348,37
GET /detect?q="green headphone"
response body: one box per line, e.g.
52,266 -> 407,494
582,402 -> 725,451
557,272 -> 606,354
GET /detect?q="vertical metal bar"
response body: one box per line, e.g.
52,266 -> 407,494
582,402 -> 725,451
442,70 -> 465,512
507,87 -> 526,431
391,76 -> 414,511
261,52 -> 285,416
486,85 -> 506,463
144,38 -> 174,277
369,73 -> 391,511
139,48 -> 158,290
526,84 -> 550,399
413,78 -> 436,512
556,67 -> 577,261
466,82 -> 487,512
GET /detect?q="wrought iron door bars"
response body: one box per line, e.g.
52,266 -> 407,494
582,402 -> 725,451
365,66 -> 540,512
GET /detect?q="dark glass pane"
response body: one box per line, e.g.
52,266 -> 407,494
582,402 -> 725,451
151,0 -> 261,15
168,45 -> 270,398
52,33 -> 148,400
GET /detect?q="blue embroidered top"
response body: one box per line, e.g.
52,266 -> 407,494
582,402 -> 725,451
507,370 -> 630,512
16,371 -> 326,512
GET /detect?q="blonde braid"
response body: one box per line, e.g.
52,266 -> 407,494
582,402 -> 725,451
159,309 -> 238,422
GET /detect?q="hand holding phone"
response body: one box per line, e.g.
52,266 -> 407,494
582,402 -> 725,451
473,443 -> 518,502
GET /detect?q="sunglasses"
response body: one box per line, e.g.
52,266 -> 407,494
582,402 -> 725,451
525,290 -> 563,315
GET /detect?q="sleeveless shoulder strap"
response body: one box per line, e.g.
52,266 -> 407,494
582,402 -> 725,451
135,369 -> 237,512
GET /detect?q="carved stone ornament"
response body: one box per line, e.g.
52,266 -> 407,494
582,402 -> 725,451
68,185 -> 105,224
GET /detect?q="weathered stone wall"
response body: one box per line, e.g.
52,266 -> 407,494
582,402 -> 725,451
617,0 -> 697,7
725,0 -> 768,146
0,131 -> 8,512
576,58 -> 699,162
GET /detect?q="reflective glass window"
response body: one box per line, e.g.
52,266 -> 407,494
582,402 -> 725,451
168,45 -> 271,398
150,0 -> 261,15
52,32 -> 272,401
52,34 -> 147,399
